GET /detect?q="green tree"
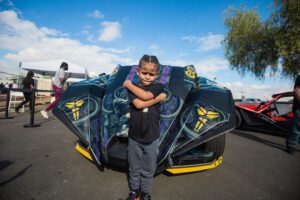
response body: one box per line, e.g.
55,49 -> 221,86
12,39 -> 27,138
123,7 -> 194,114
224,0 -> 300,79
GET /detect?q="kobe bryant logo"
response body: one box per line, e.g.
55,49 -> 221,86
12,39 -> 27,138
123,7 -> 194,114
64,99 -> 85,120
194,107 -> 219,133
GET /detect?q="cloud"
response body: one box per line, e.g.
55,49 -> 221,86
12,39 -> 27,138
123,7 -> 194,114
0,10 -> 133,75
182,33 -> 224,52
40,27 -> 68,37
166,59 -> 191,67
87,10 -> 104,19
98,21 -> 121,42
147,44 -> 165,56
220,81 -> 292,100
0,59 -> 24,78
251,84 -> 271,90
195,57 -> 229,73
163,56 -> 229,81
0,10 -> 67,51
82,26 -> 95,42
164,56 -> 229,78
149,44 -> 159,50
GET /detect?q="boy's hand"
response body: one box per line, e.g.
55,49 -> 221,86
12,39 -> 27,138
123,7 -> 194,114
123,79 -> 132,88
156,93 -> 167,102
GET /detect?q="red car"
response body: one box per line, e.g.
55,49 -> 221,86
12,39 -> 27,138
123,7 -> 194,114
235,92 -> 294,135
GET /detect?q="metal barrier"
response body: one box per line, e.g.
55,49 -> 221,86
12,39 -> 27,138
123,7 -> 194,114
0,88 -> 13,119
0,88 -> 55,128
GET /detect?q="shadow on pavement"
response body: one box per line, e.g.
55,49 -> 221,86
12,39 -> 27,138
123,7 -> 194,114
0,160 -> 15,171
232,130 -> 287,151
0,164 -> 32,187
37,117 -> 56,125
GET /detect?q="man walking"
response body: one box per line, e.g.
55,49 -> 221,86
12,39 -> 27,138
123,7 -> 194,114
15,71 -> 35,113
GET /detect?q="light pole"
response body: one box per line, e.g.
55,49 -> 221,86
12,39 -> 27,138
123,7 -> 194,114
17,62 -> 22,87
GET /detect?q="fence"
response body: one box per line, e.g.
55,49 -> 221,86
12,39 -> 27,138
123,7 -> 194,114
0,88 -> 55,128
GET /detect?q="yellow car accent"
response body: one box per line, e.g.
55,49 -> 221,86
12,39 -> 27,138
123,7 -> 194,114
166,156 -> 223,174
75,143 -> 93,161
65,99 -> 85,120
184,66 -> 197,79
75,141 -> 222,174
194,107 -> 219,133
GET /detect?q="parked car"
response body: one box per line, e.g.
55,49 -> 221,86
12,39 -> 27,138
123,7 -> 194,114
242,98 -> 264,104
235,92 -> 293,135
53,65 -> 235,174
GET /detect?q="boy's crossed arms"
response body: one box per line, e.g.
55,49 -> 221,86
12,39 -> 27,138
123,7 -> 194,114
123,79 -> 167,109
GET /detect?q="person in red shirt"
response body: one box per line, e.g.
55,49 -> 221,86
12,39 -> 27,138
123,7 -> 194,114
40,62 -> 70,119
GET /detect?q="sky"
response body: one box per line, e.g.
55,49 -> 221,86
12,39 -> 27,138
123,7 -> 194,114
0,0 -> 295,99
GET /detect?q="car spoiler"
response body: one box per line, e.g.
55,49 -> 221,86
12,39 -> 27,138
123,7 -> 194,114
272,91 -> 294,98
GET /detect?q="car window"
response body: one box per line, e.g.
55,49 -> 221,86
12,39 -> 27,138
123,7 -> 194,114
276,97 -> 293,116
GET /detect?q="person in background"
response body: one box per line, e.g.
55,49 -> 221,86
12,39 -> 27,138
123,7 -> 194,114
123,55 -> 166,200
40,62 -> 70,119
12,83 -> 18,88
0,82 -> 4,94
3,83 -> 9,94
15,71 -> 34,113
286,72 -> 300,154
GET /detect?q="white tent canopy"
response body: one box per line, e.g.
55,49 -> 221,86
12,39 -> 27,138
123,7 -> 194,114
20,59 -> 89,79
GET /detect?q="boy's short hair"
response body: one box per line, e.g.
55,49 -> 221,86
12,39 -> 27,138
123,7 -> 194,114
139,55 -> 159,69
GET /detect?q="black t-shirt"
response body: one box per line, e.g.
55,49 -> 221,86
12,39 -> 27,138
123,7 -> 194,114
22,77 -> 34,93
293,75 -> 300,110
128,83 -> 164,143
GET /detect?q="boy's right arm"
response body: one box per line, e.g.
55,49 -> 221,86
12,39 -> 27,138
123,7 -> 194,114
123,80 -> 154,100
132,92 -> 167,109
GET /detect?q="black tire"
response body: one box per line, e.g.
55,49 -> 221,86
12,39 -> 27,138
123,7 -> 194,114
235,109 -> 242,129
205,134 -> 225,159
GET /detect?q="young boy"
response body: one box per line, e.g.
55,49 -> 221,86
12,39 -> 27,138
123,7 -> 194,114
123,55 -> 166,200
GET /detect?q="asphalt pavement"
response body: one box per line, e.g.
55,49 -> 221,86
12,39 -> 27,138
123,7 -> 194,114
0,111 -> 299,200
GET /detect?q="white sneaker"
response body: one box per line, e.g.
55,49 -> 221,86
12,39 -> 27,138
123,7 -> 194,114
40,110 -> 49,119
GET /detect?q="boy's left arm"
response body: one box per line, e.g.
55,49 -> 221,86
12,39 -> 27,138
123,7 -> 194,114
123,80 -> 155,100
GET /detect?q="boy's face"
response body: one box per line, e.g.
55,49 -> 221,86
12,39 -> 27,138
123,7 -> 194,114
137,62 -> 159,86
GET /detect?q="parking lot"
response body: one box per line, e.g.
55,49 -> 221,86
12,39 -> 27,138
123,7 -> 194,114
0,111 -> 299,200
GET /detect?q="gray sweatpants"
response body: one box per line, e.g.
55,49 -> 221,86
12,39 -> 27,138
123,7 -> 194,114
127,138 -> 159,193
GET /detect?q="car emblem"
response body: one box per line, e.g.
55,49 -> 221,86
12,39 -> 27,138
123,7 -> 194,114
185,65 -> 197,79
194,107 -> 219,132
64,99 -> 85,120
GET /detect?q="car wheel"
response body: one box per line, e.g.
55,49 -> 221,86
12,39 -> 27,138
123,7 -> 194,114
205,134 -> 225,159
235,109 -> 242,129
